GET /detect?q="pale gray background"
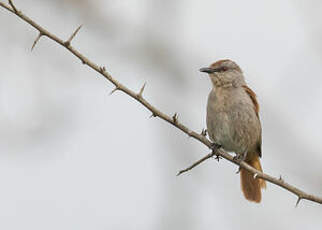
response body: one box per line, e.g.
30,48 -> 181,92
1,0 -> 322,229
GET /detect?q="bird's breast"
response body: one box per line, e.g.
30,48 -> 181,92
206,87 -> 261,154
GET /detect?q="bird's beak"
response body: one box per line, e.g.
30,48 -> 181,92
199,67 -> 217,74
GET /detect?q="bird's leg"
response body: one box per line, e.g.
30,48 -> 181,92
234,151 -> 248,174
233,151 -> 248,162
210,142 -> 222,161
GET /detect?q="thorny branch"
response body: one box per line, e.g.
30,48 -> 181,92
1,1 -> 322,206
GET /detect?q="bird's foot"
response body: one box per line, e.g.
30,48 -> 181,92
233,154 -> 244,162
210,143 -> 222,161
233,152 -> 247,174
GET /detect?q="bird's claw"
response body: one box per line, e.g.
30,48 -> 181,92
233,152 -> 247,162
213,154 -> 221,162
210,142 -> 221,151
233,153 -> 247,174
233,154 -> 243,162
210,143 -> 222,161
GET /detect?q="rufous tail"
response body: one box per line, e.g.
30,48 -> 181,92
240,155 -> 266,203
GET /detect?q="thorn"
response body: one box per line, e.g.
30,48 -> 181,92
8,0 -> 17,13
295,197 -> 302,207
201,129 -> 207,136
279,175 -> 284,182
253,173 -> 258,179
31,32 -> 42,51
109,87 -> 119,95
137,82 -> 146,98
149,113 -> 156,118
235,167 -> 241,174
100,66 -> 106,73
64,24 -> 82,46
82,60 -> 86,65
172,113 -> 178,123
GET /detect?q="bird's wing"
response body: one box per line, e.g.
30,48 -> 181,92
242,85 -> 259,118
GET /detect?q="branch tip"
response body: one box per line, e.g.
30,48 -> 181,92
31,32 -> 43,51
176,170 -> 184,176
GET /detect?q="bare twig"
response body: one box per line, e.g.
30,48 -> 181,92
177,152 -> 214,176
1,1 -> 322,206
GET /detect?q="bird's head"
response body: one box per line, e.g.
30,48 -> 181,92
200,59 -> 245,87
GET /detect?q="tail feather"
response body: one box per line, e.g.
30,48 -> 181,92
240,156 -> 266,203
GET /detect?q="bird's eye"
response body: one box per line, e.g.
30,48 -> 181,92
219,66 -> 228,72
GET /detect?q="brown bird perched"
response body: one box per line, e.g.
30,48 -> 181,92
200,59 -> 266,203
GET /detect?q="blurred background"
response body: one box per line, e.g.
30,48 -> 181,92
1,0 -> 322,229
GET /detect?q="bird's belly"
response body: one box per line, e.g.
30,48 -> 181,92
207,111 -> 246,153
206,88 -> 260,154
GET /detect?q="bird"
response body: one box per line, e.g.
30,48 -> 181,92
200,59 -> 266,203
